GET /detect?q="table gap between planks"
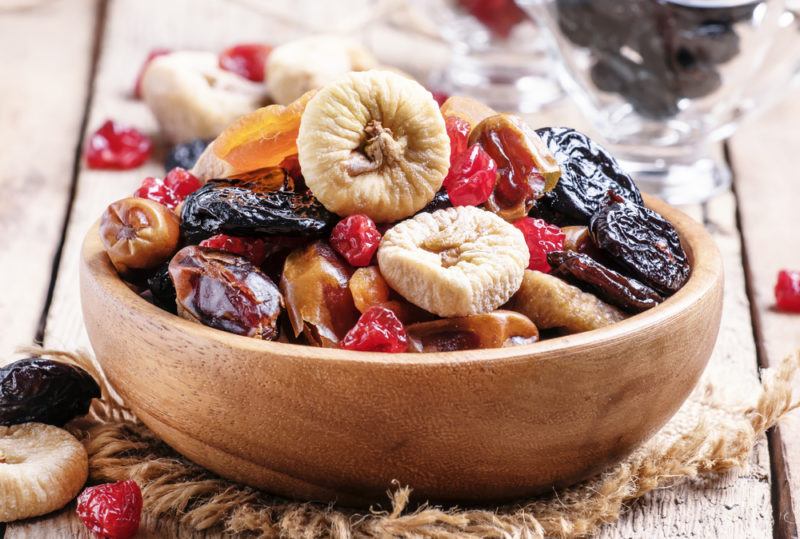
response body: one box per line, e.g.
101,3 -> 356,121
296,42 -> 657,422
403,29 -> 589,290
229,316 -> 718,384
2,0 -> 799,537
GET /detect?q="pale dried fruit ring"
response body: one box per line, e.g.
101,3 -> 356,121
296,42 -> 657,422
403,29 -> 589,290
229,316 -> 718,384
0,423 -> 88,522
378,206 -> 529,317
297,70 -> 450,223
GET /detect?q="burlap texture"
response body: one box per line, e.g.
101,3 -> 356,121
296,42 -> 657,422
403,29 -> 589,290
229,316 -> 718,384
30,348 -> 800,538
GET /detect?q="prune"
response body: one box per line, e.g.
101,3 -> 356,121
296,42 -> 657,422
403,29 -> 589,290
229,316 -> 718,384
548,250 -> 663,312
406,311 -> 538,352
164,138 -> 210,171
590,192 -> 690,294
0,358 -> 100,427
280,241 -> 360,347
417,189 -> 451,214
180,176 -> 335,243
534,128 -> 643,225
169,246 -> 283,340
147,263 -> 177,314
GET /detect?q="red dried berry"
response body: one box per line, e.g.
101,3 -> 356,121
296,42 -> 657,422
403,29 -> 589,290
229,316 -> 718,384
340,306 -> 409,353
219,43 -> 272,82
432,90 -> 450,107
133,48 -> 171,99
444,116 -> 471,173
443,144 -> 498,207
775,269 -> 800,312
199,234 -> 268,266
134,167 -> 202,209
458,0 -> 527,38
76,480 -> 143,539
330,214 -> 382,267
86,120 -> 152,170
513,217 -> 565,273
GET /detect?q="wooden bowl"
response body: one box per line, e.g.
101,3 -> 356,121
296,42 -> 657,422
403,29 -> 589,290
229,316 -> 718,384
80,197 -> 723,506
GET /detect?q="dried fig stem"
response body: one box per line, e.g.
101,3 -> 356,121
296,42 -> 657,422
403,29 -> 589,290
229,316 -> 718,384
346,121 -> 402,176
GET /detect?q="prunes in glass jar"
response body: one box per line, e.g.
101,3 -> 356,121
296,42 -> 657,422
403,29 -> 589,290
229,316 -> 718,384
0,358 -> 100,426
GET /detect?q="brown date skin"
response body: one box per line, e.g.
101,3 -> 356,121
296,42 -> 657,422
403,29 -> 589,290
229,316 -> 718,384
548,250 -> 664,313
169,246 -> 283,340
406,311 -> 539,353
280,241 -> 360,347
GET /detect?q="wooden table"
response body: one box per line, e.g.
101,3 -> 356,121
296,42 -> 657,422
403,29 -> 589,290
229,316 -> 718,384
2,0 -> 798,537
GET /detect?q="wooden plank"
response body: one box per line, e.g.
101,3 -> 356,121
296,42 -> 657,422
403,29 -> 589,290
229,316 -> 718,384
729,87 -> 800,539
0,0 -> 97,361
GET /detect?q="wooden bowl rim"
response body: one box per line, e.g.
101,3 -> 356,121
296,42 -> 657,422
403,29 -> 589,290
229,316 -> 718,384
81,195 -> 723,367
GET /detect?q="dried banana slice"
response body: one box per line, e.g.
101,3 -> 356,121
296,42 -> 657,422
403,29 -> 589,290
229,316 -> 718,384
297,70 -> 450,223
0,423 -> 88,522
378,206 -> 529,317
508,270 -> 627,334
267,35 -> 378,105
141,51 -> 266,143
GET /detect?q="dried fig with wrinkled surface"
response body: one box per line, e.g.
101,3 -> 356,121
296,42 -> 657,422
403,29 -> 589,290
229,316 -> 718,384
280,241 -> 360,347
406,310 -> 539,352
508,270 -> 627,333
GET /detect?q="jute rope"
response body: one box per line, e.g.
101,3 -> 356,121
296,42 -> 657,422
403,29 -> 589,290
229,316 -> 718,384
23,347 -> 800,538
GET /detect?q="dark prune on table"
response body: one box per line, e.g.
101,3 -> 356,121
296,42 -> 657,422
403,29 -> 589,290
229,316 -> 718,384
147,263 -> 176,314
548,250 -> 663,312
180,176 -> 335,244
590,191 -> 690,294
0,358 -> 100,426
164,138 -> 210,171
169,246 -> 283,339
533,127 -> 643,226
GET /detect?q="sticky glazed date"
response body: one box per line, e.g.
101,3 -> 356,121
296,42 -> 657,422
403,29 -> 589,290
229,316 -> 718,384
180,175 -> 335,243
548,250 -> 664,312
0,358 -> 100,426
169,246 -> 283,339
534,127 -> 643,225
590,192 -> 690,294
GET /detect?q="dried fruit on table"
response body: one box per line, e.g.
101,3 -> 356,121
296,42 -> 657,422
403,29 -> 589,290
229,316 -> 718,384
377,206 -> 529,318
508,269 -> 627,333
340,306 -> 409,353
280,241 -> 360,347
469,114 -> 561,221
534,127 -> 643,225
443,144 -> 498,207
513,217 -> 565,273
76,480 -> 142,539
180,176 -> 334,244
590,192 -> 690,294
85,120 -> 152,170
100,198 -> 180,274
147,263 -> 177,314
199,234 -> 268,266
165,138 -> 210,171
297,71 -> 450,222
0,423 -> 88,523
219,43 -> 272,82
775,269 -> 800,312
548,250 -> 664,312
170,246 -> 283,340
0,358 -> 100,427
407,310 -> 539,352
440,95 -> 497,130
134,167 -> 202,210
330,214 -> 382,267
133,48 -> 171,99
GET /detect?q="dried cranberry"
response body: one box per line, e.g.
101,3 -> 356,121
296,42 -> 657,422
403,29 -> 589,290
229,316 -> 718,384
432,90 -> 450,107
330,214 -> 382,267
444,116 -> 471,175
458,0 -> 527,38
514,217 -> 565,273
86,120 -> 152,170
76,480 -> 143,539
444,144 -> 498,207
340,306 -> 409,353
199,234 -> 268,266
219,43 -> 272,82
133,48 -> 171,99
775,270 -> 800,312
134,167 -> 202,209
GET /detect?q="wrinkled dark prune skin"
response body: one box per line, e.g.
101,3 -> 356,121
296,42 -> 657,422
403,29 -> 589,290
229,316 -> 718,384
0,358 -> 100,426
181,178 -> 335,244
590,192 -> 690,294
164,138 -> 210,171
417,189 -> 452,215
533,127 -> 643,226
548,250 -> 663,312
147,263 -> 177,314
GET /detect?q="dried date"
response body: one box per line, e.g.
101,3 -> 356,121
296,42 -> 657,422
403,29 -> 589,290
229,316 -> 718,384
548,250 -> 663,312
0,358 -> 100,427
406,311 -> 539,352
590,192 -> 690,294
